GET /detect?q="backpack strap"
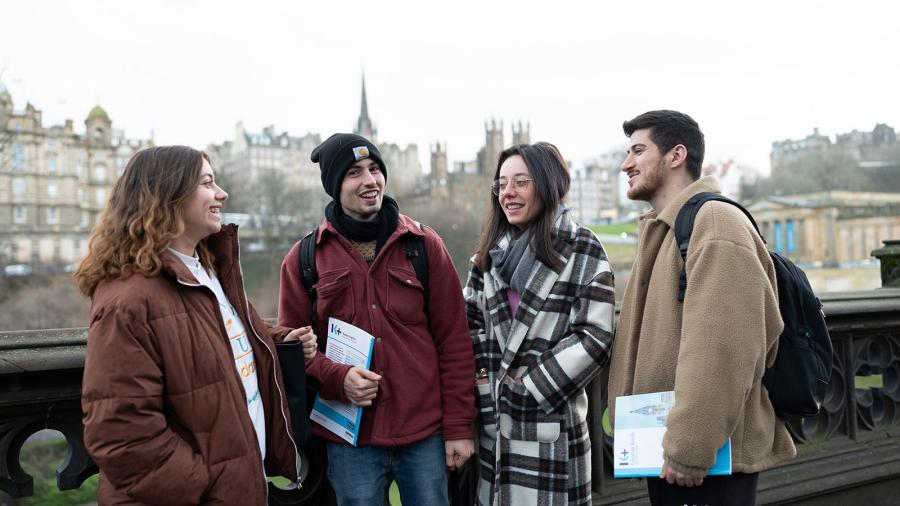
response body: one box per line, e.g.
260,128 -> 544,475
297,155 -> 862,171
405,222 -> 430,308
298,228 -> 318,328
674,192 -> 763,302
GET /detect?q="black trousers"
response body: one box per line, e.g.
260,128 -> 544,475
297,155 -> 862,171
646,472 -> 759,506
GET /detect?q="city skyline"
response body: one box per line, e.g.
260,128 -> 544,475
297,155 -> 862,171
1,0 -> 897,175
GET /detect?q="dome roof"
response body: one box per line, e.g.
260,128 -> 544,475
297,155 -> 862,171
88,105 -> 109,120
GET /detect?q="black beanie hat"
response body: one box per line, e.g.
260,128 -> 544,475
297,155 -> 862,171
311,133 -> 387,199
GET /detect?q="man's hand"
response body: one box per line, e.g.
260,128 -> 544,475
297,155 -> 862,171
445,439 -> 475,471
660,462 -> 704,487
283,326 -> 317,361
343,367 -> 382,406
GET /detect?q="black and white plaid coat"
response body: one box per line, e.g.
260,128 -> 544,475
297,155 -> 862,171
465,211 -> 615,506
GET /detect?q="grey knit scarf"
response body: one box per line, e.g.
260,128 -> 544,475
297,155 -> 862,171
489,229 -> 536,294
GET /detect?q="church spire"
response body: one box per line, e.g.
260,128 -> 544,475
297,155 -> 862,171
355,72 -> 377,142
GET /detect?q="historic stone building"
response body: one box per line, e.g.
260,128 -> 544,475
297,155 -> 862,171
429,141 -> 449,200
770,124 -> 900,193
206,122 -> 321,194
568,151 -> 622,225
0,80 -> 152,267
747,191 -> 900,266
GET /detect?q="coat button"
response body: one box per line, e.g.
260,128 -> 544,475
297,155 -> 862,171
376,337 -> 382,343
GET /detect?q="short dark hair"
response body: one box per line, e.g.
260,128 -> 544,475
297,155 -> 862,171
473,142 -> 570,272
622,110 -> 705,180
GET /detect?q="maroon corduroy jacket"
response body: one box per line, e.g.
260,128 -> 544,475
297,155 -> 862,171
278,214 -> 475,446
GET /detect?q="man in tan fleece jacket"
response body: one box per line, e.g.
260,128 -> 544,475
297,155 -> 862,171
608,110 -> 796,505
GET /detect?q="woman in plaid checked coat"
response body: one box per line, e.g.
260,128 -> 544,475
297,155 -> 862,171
464,142 -> 616,506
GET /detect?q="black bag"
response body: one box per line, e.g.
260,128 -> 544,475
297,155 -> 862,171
448,458 -> 479,506
674,192 -> 833,420
275,340 -> 312,448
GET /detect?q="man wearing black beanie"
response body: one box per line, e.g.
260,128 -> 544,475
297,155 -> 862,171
278,133 -> 475,505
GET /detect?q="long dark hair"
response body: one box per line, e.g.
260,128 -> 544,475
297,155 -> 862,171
74,145 -> 213,297
473,142 -> 570,272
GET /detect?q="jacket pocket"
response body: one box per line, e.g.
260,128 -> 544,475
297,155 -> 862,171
497,411 -> 569,504
386,267 -> 426,324
316,268 -> 355,322
476,381 -> 497,441
497,378 -> 565,442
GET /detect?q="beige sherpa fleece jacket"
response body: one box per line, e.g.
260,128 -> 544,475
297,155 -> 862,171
609,176 -> 796,477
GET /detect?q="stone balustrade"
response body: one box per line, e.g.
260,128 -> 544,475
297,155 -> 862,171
3,236 -> 900,504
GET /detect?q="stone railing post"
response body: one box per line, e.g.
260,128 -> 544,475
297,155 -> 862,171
872,239 -> 900,288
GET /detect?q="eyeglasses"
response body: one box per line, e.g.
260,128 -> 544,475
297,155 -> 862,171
491,177 -> 533,195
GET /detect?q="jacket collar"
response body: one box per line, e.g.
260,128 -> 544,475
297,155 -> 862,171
160,224 -> 241,286
643,176 -> 722,229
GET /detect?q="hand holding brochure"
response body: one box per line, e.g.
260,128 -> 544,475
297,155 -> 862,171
309,317 -> 375,445
613,391 -> 731,478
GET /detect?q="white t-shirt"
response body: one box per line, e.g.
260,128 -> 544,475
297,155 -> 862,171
170,248 -> 266,461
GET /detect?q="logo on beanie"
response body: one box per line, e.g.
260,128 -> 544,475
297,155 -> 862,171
352,146 -> 370,161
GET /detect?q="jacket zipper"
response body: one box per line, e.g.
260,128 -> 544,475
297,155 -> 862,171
175,270 -> 299,502
234,244 -> 302,496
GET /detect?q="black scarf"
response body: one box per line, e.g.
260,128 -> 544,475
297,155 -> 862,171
325,195 -> 400,256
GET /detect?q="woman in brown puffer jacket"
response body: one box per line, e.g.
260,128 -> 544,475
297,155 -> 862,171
75,145 -> 316,505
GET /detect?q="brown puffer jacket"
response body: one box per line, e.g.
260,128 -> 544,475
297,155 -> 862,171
82,225 -> 298,505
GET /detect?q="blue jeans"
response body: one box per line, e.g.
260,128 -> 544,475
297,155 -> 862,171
326,433 -> 449,506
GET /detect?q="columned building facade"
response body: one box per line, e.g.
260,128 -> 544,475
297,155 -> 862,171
0,81 -> 152,267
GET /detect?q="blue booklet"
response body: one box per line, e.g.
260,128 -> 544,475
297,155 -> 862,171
613,391 -> 732,478
309,318 -> 375,446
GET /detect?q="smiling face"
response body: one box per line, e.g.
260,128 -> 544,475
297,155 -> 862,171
498,154 -> 544,230
339,159 -> 385,222
621,128 -> 668,204
171,158 -> 228,255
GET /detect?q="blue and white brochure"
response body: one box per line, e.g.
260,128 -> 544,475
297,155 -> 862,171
613,391 -> 732,478
309,317 -> 375,446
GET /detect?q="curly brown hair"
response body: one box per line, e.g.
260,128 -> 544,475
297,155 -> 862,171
74,145 -> 214,297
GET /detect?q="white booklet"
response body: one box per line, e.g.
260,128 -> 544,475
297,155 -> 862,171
613,391 -> 732,478
309,317 -> 375,445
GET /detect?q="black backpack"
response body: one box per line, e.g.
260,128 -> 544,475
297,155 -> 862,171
674,192 -> 833,420
297,223 -> 430,328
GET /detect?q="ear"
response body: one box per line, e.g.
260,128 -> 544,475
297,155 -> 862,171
668,144 -> 688,169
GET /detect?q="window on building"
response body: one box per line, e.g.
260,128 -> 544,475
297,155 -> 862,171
47,207 -> 59,224
786,220 -> 797,254
94,165 -> 107,182
13,207 -> 26,224
47,154 -> 58,175
47,181 -> 59,198
773,221 -> 784,253
77,188 -> 84,203
96,188 -> 107,206
12,144 -> 25,171
12,178 -> 26,196
76,163 -> 85,179
47,139 -> 57,148
80,212 -> 89,228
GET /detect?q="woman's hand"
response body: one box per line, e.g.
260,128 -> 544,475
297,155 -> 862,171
284,326 -> 317,360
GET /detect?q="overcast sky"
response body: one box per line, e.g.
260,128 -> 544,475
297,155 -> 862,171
1,0 -> 896,176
